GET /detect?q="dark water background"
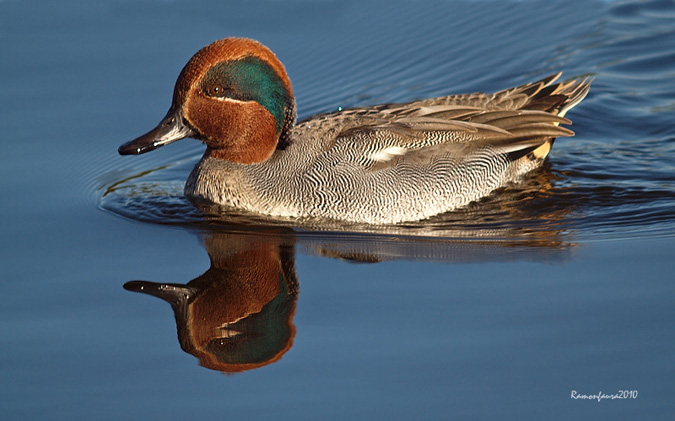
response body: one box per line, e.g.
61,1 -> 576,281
2,0 -> 674,419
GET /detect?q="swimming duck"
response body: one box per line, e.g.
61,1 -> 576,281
119,37 -> 591,224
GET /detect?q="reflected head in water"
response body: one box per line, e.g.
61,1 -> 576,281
124,231 -> 298,373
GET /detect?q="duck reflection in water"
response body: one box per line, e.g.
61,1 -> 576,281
123,210 -> 575,374
124,231 -> 298,373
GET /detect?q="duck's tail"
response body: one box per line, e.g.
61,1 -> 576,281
495,73 -> 593,161
518,72 -> 593,117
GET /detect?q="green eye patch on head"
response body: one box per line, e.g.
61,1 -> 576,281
200,56 -> 292,134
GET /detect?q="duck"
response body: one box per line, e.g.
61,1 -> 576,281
119,37 -> 591,224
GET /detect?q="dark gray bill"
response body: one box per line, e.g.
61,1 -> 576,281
118,109 -> 194,155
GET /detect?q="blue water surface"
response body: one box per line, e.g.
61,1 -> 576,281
1,0 -> 674,419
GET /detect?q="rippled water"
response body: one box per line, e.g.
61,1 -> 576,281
2,0 -> 674,419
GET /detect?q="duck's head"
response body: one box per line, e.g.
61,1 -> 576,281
119,38 -> 296,164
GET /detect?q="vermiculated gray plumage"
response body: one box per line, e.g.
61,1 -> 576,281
186,73 -> 591,224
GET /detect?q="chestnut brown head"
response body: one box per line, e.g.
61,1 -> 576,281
119,38 -> 296,164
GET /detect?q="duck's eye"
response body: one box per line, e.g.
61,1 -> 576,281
207,84 -> 225,97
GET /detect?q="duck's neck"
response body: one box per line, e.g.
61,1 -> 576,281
276,98 -> 297,151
